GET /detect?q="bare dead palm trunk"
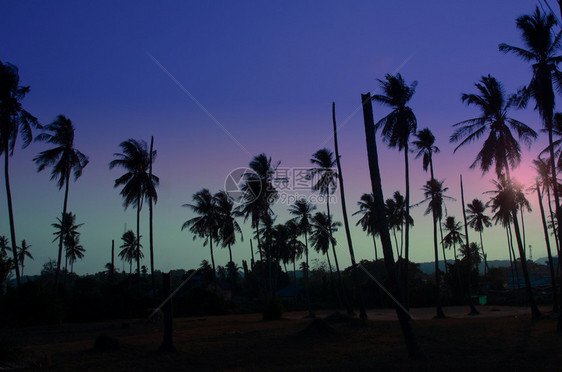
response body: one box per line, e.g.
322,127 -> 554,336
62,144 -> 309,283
362,93 -> 424,359
439,219 -> 448,274
403,145 -> 411,309
136,197 -> 141,279
4,145 -> 20,288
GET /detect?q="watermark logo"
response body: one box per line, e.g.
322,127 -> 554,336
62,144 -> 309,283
224,167 -> 261,206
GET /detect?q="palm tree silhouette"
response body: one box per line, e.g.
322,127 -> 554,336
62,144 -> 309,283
51,212 -> 83,273
442,216 -> 464,260
288,198 -> 315,316
466,199 -> 492,275
182,189 -> 219,274
450,74 -> 540,318
0,61 -> 40,288
310,212 -> 341,282
119,230 -> 140,274
33,115 -> 88,288
372,73 -> 417,303
534,156 -> 561,257
17,240 -> 33,277
0,236 -> 10,255
215,190 -> 243,264
385,191 -> 413,258
354,193 -> 380,260
65,235 -> 85,275
109,139 -> 158,279
417,179 -> 452,318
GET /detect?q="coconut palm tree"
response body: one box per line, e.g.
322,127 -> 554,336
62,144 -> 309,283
385,191 -> 413,258
65,235 -> 85,275
0,61 -> 40,288
0,236 -> 10,255
215,191 -> 243,264
310,212 -> 341,279
51,212 -> 83,272
500,8 -> 562,264
372,73 -> 417,300
33,115 -> 89,288
182,189 -> 219,274
450,74 -> 540,318
417,179 -> 452,318
466,199 -> 492,275
119,230 -> 140,274
288,198 -> 315,316
17,240 -> 33,277
109,139 -> 158,278
354,193 -> 380,260
442,216 -> 464,260
534,156 -> 561,257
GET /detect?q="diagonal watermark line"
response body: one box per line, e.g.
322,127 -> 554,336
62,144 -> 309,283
315,51 -> 417,151
145,51 -> 252,157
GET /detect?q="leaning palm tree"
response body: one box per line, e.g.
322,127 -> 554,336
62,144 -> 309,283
466,199 -> 492,275
119,230 -> 139,274
215,190 -> 243,264
442,216 -> 464,260
417,179 -> 452,318
0,61 -> 40,288
450,74 -> 540,318
288,198 -> 316,316
109,139 -> 158,279
372,73 -> 417,302
354,193 -> 380,260
34,115 -> 89,288
17,240 -> 33,277
182,189 -> 219,274
65,235 -> 85,275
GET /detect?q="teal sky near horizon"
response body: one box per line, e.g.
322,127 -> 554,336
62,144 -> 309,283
0,1 -> 558,276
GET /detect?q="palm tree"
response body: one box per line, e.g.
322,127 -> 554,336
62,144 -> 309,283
119,230 -> 140,274
109,139 -> 158,278
288,198 -> 315,316
182,189 -> 219,274
466,199 -> 492,275
310,212 -> 341,279
65,235 -> 85,275
450,74 -> 540,319
534,156 -> 561,258
442,216 -> 464,260
372,73 -> 417,302
51,212 -> 83,272
354,193 -> 380,260
237,153 -> 279,294
215,191 -> 243,263
417,179 -> 452,318
385,191 -> 413,258
413,128 -> 448,269
0,61 -> 40,288
17,240 -> 33,277
33,115 -> 89,288
0,236 -> 10,255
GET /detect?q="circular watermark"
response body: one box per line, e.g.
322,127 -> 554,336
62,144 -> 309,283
224,167 -> 261,206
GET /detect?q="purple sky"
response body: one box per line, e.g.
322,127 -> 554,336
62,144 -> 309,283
1,1 -> 559,275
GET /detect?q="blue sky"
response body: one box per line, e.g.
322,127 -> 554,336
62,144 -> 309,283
1,1 -> 559,275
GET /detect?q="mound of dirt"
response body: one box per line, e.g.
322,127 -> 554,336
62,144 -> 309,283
298,319 -> 337,338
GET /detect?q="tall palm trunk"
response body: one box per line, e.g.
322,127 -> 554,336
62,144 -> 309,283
209,231 -> 216,274
55,171 -> 70,289
361,93 -> 424,359
250,239 -> 255,270
136,197 -> 141,278
505,227 -> 516,290
228,243 -> 233,263
304,231 -> 313,317
479,231 -> 489,276
460,175 -> 479,315
439,220 -> 448,274
432,209 -> 445,318
4,145 -> 20,288
149,136 -> 155,294
546,189 -> 561,262
372,235 -> 378,261
332,102 -> 366,319
536,180 -> 559,312
504,164 -> 541,318
403,144 -> 411,309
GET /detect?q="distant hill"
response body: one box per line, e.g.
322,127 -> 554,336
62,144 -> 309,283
417,258 -> 556,275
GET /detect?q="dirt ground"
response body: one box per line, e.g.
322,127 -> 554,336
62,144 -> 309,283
1,305 -> 561,371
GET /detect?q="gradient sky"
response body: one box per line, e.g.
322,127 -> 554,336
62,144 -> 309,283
1,1 -> 560,276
